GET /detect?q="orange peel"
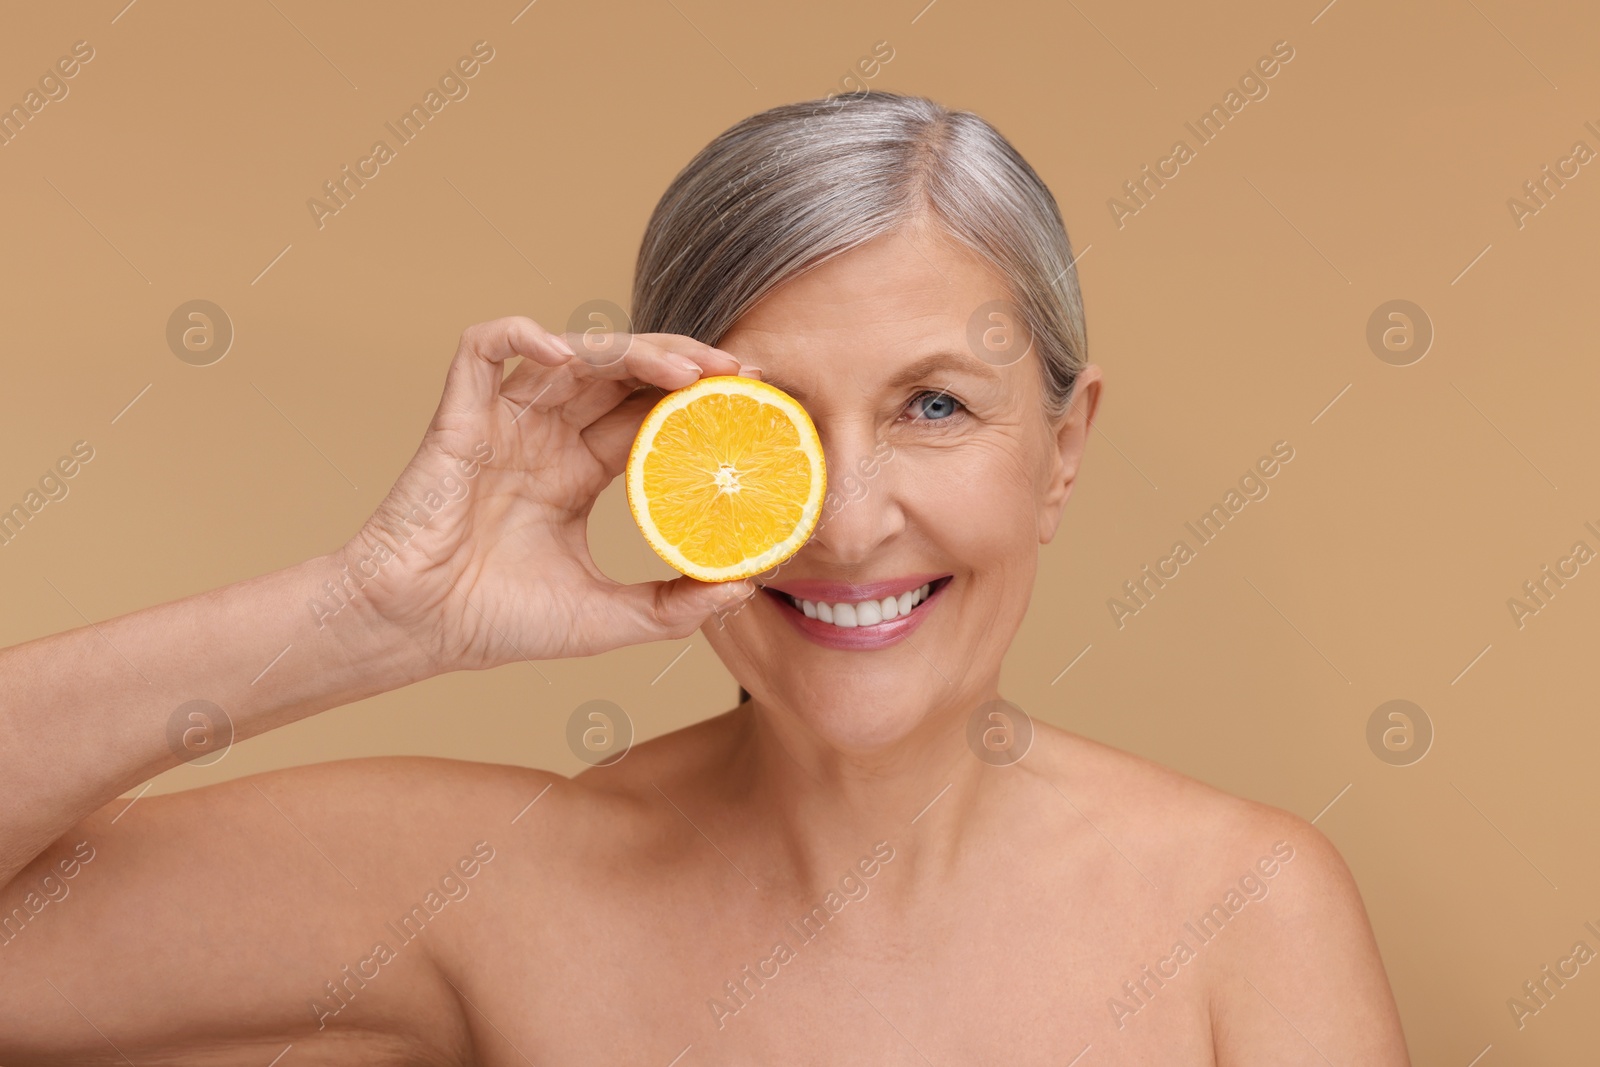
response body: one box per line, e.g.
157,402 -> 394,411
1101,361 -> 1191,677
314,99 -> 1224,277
626,375 -> 826,582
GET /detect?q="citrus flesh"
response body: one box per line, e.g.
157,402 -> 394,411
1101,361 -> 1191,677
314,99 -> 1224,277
626,375 -> 826,582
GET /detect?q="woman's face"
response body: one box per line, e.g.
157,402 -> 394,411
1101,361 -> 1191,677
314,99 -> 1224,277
706,218 -> 1100,751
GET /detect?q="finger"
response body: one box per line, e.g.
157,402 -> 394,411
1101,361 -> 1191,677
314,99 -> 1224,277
557,363 -> 656,430
558,334 -> 743,391
436,317 -> 576,422
553,330 -> 746,377
499,356 -> 609,414
608,575 -> 757,644
495,342 -> 695,437
507,337 -> 759,443
634,333 -> 745,376
573,357 -> 766,473
581,390 -> 661,478
560,350 -> 758,447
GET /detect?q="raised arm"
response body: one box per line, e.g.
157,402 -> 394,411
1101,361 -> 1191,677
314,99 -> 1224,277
0,317 -> 758,1062
0,547 -> 430,887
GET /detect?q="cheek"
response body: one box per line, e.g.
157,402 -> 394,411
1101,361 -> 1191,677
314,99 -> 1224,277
911,436 -> 1045,620
904,435 -> 1041,548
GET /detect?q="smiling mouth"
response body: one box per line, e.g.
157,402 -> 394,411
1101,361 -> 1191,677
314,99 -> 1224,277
762,576 -> 954,629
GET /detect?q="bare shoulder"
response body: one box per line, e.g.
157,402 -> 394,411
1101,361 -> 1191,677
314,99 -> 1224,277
253,742 -> 720,877
1026,725 -> 1326,891
1027,727 -> 1409,1063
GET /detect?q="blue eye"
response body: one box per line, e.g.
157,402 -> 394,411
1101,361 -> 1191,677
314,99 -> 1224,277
909,390 -> 964,422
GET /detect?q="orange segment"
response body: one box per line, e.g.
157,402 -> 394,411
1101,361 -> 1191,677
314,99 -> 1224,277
626,376 -> 826,582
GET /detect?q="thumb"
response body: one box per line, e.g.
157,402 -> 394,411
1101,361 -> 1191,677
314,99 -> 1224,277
614,575 -> 758,642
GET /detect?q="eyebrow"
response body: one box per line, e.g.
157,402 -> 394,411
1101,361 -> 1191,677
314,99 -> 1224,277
761,351 -> 1001,405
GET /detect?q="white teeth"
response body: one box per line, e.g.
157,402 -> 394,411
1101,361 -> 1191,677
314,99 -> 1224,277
792,582 -> 940,629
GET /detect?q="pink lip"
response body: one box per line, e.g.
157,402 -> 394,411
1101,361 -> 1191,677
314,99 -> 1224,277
760,577 -> 951,651
761,573 -> 947,602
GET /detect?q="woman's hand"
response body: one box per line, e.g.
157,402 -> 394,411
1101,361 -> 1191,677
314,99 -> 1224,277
338,316 -> 758,672
0,310 -> 768,1059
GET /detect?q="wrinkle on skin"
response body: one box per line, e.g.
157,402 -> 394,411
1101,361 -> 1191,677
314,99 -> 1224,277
692,212 -> 1102,883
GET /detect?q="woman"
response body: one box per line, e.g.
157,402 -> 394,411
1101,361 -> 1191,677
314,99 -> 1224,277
0,92 -> 1408,1064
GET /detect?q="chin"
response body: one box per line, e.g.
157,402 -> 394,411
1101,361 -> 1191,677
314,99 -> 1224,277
770,668 -> 945,752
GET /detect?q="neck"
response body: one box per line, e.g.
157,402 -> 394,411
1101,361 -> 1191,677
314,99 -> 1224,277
722,681 -> 1004,899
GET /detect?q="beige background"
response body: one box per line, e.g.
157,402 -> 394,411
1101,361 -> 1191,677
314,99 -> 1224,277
2,0 -> 1596,1061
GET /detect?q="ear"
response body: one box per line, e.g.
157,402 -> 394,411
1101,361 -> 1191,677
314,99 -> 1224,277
1038,365 -> 1103,544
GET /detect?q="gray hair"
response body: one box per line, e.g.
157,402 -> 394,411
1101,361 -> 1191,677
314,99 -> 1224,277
631,91 -> 1088,420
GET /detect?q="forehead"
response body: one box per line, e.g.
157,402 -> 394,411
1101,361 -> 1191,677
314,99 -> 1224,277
717,223 -> 1014,400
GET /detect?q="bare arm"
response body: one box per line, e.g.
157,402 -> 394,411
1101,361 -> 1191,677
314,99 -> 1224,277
0,317 -> 757,1061
0,551 -> 426,888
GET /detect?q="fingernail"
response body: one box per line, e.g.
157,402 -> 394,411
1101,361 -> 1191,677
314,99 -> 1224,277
740,365 -> 764,379
551,333 -> 577,357
674,357 -> 702,375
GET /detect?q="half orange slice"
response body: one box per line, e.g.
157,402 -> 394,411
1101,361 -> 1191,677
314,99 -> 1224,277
626,375 -> 826,582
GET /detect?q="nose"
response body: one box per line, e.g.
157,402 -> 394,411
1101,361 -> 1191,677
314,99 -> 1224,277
803,423 -> 903,568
